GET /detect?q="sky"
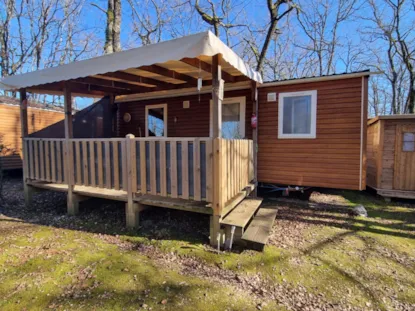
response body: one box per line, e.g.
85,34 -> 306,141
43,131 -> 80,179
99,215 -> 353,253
2,0 -> 414,112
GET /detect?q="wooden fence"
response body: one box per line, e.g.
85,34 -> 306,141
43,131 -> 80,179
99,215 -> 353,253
214,139 -> 254,212
24,137 -> 254,210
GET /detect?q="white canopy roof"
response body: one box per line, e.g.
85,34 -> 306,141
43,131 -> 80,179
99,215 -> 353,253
0,31 -> 262,92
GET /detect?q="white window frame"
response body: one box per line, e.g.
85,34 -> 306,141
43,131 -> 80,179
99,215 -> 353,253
145,103 -> 168,137
278,90 -> 317,139
209,96 -> 246,138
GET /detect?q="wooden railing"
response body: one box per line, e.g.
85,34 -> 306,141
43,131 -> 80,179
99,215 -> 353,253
25,138 -> 66,183
127,137 -> 213,201
214,138 -> 254,214
71,139 -> 127,190
24,137 -> 254,209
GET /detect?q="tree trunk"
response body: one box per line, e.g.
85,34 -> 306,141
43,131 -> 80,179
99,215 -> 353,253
104,0 -> 121,54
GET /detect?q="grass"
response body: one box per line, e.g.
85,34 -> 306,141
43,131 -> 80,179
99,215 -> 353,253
1,178 -> 414,310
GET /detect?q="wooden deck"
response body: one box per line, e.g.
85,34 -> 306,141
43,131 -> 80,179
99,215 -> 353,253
28,180 -> 129,201
23,136 -> 255,248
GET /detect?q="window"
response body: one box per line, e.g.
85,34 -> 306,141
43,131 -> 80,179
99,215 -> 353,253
403,132 -> 415,152
210,97 -> 246,138
278,90 -> 317,139
145,104 -> 167,137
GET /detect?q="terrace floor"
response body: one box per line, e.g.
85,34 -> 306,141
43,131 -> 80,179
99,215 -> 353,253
1,175 -> 414,311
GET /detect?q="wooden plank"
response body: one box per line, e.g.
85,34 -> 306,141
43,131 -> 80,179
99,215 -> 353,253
130,139 -> 138,193
44,141 -> 50,182
181,141 -> 189,199
75,141 -> 82,185
113,141 -> 120,190
160,140 -> 167,196
221,198 -> 262,227
205,139 -> 213,202
121,141 -> 127,191
170,141 -> 178,198
242,207 -> 278,248
212,138 -> 223,216
140,140 -> 147,194
29,140 -> 34,179
97,141 -> 104,188
105,141 -> 111,188
136,194 -> 212,215
193,139 -> 201,201
56,141 -> 62,183
82,141 -> 89,186
51,141 -> 56,182
34,140 -> 39,180
89,141 -> 96,187
39,140 -> 45,180
150,140 -> 156,195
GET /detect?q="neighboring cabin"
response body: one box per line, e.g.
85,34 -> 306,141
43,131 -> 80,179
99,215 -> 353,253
0,97 -> 64,170
367,115 -> 415,200
115,71 -> 370,191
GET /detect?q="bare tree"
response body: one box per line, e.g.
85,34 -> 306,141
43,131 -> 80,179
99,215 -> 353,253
250,0 -> 297,74
296,0 -> 358,76
363,0 -> 414,114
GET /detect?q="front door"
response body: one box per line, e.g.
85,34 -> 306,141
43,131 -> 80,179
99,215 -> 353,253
210,96 -> 246,138
394,124 -> 415,190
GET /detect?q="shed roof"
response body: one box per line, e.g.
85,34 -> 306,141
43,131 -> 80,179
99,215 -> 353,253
368,114 -> 415,125
0,31 -> 262,97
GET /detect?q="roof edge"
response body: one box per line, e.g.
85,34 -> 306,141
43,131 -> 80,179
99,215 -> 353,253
368,114 -> 415,125
260,71 -> 377,88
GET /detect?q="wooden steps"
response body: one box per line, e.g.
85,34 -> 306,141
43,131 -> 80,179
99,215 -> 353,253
241,208 -> 278,251
221,198 -> 262,228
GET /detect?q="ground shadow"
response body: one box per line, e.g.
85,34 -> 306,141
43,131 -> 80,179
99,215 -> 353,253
0,175 -> 210,247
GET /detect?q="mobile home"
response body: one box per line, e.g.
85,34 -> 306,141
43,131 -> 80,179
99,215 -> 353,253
0,32 -> 370,249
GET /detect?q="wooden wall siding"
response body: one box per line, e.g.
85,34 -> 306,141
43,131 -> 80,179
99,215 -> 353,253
380,121 -> 396,190
116,89 -> 252,138
0,104 -> 64,170
366,120 -> 380,188
257,77 -> 366,190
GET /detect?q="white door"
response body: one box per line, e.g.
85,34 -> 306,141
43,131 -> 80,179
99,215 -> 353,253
210,96 -> 246,138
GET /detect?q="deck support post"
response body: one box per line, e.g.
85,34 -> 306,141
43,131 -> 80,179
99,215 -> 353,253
210,54 -> 224,247
251,81 -> 258,197
126,202 -> 148,228
19,89 -> 32,206
125,134 -> 137,227
63,83 -> 77,215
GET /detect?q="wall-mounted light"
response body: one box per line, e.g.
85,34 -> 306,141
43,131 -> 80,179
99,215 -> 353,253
183,100 -> 190,109
123,112 -> 131,123
174,116 -> 178,123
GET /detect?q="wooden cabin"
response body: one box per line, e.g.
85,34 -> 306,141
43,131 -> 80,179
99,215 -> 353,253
0,32 -> 371,249
116,71 -> 371,191
367,115 -> 415,200
0,98 -> 64,170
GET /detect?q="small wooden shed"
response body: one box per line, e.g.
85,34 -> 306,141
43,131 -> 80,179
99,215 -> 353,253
367,115 -> 415,200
